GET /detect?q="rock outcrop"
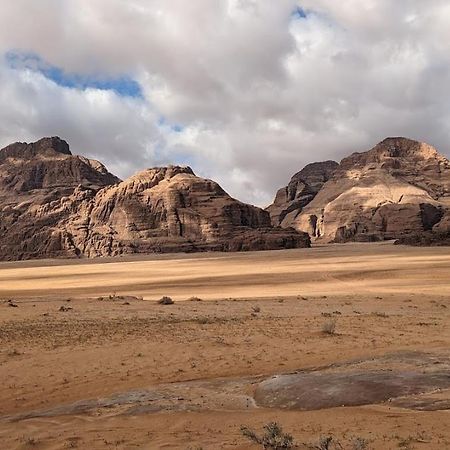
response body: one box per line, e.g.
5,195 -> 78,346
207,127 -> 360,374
0,137 -> 310,260
267,161 -> 338,227
394,230 -> 450,246
268,137 -> 450,242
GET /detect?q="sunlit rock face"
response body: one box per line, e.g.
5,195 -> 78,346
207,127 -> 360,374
0,137 -> 310,260
268,137 -> 450,242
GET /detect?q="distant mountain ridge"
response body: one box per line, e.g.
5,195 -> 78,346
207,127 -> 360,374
267,137 -> 450,243
0,137 -> 309,260
2,135 -> 448,260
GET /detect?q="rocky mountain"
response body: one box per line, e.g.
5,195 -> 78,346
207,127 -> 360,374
267,160 -> 338,227
0,137 -> 120,193
268,137 -> 450,243
0,137 -> 309,260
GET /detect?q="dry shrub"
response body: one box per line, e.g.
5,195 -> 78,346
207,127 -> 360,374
321,319 -> 336,335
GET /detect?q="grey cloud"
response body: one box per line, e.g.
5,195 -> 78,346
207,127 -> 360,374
0,0 -> 449,206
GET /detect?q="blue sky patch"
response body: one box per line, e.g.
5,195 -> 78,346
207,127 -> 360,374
6,51 -> 143,98
158,116 -> 184,133
292,6 -> 308,19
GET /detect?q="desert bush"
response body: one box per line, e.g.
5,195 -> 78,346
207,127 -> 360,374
24,437 -> 39,446
59,305 -> 73,312
352,437 -> 369,450
321,319 -> 336,335
240,422 -> 295,449
158,296 -> 174,305
317,436 -> 331,449
196,317 -> 210,324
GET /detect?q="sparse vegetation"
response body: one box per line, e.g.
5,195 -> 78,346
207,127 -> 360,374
158,296 -> 174,305
98,294 -> 143,302
321,319 -> 336,335
196,317 -> 210,324
372,311 -> 389,318
352,437 -> 369,450
316,436 -> 334,450
240,422 -> 295,449
23,436 -> 39,446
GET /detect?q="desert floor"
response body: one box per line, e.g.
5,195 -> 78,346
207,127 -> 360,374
0,242 -> 450,449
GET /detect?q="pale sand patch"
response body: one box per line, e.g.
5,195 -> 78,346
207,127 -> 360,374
0,242 -> 449,300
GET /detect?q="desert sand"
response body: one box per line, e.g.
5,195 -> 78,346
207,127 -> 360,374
1,242 -> 450,449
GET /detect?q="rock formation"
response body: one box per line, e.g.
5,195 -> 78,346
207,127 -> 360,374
0,137 -> 310,260
267,161 -> 338,227
394,231 -> 450,246
268,137 -> 450,242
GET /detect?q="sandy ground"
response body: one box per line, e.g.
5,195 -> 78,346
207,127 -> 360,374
0,242 -> 449,449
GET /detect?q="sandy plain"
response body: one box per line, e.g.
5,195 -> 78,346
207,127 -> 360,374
0,242 -> 449,449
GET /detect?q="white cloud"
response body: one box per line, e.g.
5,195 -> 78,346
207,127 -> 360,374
0,0 -> 449,206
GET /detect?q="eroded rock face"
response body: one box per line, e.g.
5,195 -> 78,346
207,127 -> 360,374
0,137 -> 310,260
267,161 -> 338,227
0,137 -> 120,192
269,137 -> 450,242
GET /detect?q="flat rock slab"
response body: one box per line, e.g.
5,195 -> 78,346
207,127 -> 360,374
254,370 -> 450,410
5,351 -> 450,422
5,378 -> 257,422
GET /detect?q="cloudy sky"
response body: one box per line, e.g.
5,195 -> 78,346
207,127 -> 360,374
1,1 -> 450,206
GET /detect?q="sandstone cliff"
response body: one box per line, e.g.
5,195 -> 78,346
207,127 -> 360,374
267,161 -> 338,227
268,137 -> 450,242
0,137 -> 310,260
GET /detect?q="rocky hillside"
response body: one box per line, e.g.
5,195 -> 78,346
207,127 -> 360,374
267,160 -> 338,227
0,137 -> 309,260
268,137 -> 450,243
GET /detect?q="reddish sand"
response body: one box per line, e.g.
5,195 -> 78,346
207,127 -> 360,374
0,242 -> 449,449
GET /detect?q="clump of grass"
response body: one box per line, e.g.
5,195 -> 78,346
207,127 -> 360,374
316,436 -> 334,450
352,437 -> 369,450
240,422 -> 294,449
321,319 -> 336,335
195,316 -> 219,325
372,311 -> 389,318
158,296 -> 174,305
23,436 -> 39,446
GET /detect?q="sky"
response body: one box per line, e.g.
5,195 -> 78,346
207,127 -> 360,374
1,1 -> 450,206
